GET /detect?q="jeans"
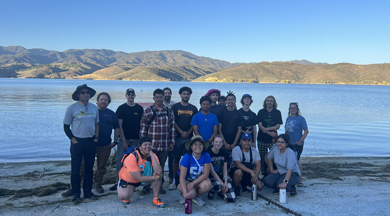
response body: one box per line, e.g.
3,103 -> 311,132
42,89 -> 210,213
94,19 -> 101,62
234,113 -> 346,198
70,138 -> 97,197
263,172 -> 300,192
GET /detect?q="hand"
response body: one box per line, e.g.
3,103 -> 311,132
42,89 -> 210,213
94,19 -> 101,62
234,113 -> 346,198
186,182 -> 194,191
123,141 -> 129,150
270,169 -> 278,174
110,142 -> 116,148
268,131 -> 277,137
222,183 -> 228,194
251,175 -> 258,184
252,142 -> 256,148
71,138 -> 78,144
93,138 -> 99,143
227,90 -> 234,95
279,182 -> 287,189
184,192 -> 193,199
181,131 -> 189,139
169,144 -> 174,151
296,141 -> 303,146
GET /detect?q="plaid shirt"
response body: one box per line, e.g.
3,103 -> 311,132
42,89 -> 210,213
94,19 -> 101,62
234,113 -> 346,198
140,104 -> 175,151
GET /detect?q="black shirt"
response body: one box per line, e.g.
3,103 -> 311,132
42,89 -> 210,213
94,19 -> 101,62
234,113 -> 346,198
171,102 -> 198,138
217,106 -> 244,145
238,108 -> 258,139
116,103 -> 144,140
207,148 -> 229,177
256,108 -> 283,143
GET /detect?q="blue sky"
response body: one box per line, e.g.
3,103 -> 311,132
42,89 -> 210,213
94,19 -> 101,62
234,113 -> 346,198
1,0 -> 389,64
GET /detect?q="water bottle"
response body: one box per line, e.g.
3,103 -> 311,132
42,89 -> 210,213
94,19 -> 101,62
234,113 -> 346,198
251,184 -> 258,200
140,164 -> 145,186
185,198 -> 192,214
279,189 -> 286,203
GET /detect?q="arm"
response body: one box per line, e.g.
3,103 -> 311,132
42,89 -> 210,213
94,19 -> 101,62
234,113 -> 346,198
234,160 -> 255,175
252,125 -> 257,148
150,153 -> 162,175
94,123 -> 99,142
111,128 -> 120,148
252,160 -> 261,183
64,124 -> 78,144
296,128 -> 309,146
219,123 -> 229,148
278,169 -> 293,189
208,125 -> 218,142
130,171 -> 156,182
269,159 -> 278,174
192,163 -> 211,186
118,119 -> 128,150
210,165 -> 224,185
179,165 -> 191,199
169,110 -> 175,151
231,126 -> 242,148
192,125 -> 200,135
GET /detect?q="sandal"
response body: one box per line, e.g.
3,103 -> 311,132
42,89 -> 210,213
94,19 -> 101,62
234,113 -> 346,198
297,182 -> 304,187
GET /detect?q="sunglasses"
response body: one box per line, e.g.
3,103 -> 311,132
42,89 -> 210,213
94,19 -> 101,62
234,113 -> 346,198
80,91 -> 90,95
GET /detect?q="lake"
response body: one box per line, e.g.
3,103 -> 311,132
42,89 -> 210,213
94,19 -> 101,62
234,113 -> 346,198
0,78 -> 389,163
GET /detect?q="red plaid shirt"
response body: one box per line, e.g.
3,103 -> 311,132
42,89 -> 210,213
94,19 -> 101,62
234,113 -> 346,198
140,104 -> 175,151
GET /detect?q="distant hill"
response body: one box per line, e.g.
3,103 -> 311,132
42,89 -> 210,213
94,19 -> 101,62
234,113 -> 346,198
0,46 -> 389,84
195,62 -> 390,84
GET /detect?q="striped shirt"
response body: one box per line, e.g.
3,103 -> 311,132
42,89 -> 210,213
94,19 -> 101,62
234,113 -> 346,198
140,104 -> 175,151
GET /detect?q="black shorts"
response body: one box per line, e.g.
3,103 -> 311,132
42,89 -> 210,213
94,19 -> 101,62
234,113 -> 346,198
229,167 -> 260,188
118,179 -> 141,189
294,145 -> 304,160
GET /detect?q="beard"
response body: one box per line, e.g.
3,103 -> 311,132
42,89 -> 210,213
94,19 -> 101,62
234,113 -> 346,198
164,96 -> 171,102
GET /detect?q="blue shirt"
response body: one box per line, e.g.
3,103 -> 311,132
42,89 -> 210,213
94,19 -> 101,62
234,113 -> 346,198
190,112 -> 219,141
285,115 -> 308,145
97,108 -> 120,147
179,153 -> 211,182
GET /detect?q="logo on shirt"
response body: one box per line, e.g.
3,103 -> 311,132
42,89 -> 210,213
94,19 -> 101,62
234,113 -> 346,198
178,109 -> 193,116
75,110 -> 95,117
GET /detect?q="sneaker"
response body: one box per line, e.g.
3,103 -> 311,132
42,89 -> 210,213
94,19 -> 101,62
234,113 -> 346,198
234,185 -> 241,198
84,192 -> 98,200
109,184 -> 117,191
153,197 -> 165,208
95,186 -> 104,194
272,188 -> 279,195
193,197 -> 206,206
122,200 -> 130,205
207,191 -> 215,200
160,188 -> 167,194
179,196 -> 185,205
61,188 -> 72,197
290,186 -> 298,197
169,178 -> 173,184
242,186 -> 250,193
168,182 -> 176,190
139,186 -> 151,195
72,196 -> 81,203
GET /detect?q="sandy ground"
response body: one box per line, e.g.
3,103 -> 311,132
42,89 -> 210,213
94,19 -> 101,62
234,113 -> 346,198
0,156 -> 389,216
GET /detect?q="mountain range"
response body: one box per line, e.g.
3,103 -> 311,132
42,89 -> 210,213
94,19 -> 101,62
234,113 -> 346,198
0,46 -> 389,84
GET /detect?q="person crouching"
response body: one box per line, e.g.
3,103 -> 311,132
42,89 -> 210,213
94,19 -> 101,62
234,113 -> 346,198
176,135 -> 212,206
117,136 -> 165,207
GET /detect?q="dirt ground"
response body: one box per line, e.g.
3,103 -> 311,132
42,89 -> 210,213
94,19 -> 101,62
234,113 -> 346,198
0,156 -> 389,216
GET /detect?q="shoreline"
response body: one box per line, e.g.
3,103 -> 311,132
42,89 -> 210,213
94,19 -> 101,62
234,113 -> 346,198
1,156 -> 389,215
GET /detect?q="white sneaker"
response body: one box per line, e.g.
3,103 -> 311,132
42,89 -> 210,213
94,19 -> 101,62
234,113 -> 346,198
179,196 -> 185,205
168,182 -> 176,190
193,197 -> 205,206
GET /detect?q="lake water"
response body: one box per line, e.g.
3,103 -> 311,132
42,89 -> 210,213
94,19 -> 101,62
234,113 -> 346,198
0,78 -> 389,163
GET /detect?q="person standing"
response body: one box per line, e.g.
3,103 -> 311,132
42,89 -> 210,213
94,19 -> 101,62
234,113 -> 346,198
94,92 -> 120,193
163,87 -> 175,184
109,88 -> 144,191
205,89 -> 223,115
238,94 -> 257,148
63,84 -> 99,202
218,93 -> 243,153
191,96 -> 219,142
168,86 -> 198,190
140,88 -> 175,194
257,95 -> 283,176
285,102 -> 309,186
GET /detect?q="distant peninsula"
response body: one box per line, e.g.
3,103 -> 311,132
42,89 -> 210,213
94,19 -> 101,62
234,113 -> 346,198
0,46 -> 389,85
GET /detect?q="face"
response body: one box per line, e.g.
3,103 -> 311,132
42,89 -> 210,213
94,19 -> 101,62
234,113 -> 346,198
163,89 -> 172,102
97,95 -> 109,110
78,88 -> 91,102
180,91 -> 191,103
201,100 -> 211,112
243,97 -> 252,106
153,93 -> 164,106
226,95 -> 236,107
139,142 -> 153,155
126,92 -> 135,103
289,104 -> 298,115
266,97 -> 275,108
213,137 -> 223,150
218,99 -> 226,106
276,138 -> 287,150
191,141 -> 204,154
209,93 -> 219,103
241,138 -> 252,149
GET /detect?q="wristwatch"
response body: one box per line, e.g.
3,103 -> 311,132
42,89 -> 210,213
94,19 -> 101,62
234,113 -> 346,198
283,179 -> 288,184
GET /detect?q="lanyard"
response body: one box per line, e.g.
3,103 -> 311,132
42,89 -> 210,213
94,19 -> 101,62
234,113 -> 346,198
192,154 -> 203,174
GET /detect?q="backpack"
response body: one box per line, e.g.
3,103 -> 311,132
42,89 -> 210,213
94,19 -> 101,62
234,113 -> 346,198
147,106 -> 170,128
121,146 -> 140,166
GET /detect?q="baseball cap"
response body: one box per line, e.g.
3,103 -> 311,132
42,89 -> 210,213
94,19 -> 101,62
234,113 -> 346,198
240,133 -> 252,141
126,88 -> 135,95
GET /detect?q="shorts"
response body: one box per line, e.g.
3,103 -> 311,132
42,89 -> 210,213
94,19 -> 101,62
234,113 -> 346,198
173,138 -> 191,158
118,179 -> 141,189
229,167 -> 260,188
294,144 -> 304,160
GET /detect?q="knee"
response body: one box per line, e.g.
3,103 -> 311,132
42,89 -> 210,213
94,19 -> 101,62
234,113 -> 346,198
200,179 -> 212,191
234,169 -> 243,178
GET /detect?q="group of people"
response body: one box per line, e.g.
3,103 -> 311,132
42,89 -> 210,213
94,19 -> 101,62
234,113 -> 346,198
63,84 -> 309,207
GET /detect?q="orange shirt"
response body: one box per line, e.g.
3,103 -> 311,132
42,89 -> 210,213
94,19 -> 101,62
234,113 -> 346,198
118,151 -> 160,183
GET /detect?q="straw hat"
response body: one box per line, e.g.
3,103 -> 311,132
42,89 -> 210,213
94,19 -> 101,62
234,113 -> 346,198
184,135 -> 210,151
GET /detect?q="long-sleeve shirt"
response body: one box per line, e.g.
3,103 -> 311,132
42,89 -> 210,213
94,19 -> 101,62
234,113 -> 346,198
140,104 -> 175,151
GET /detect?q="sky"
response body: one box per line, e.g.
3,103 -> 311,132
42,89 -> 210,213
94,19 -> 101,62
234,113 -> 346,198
1,0 -> 389,64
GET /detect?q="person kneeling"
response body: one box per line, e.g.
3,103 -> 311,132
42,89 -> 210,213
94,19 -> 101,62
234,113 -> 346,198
230,133 -> 263,198
117,136 -> 165,207
263,134 -> 300,197
176,135 -> 212,206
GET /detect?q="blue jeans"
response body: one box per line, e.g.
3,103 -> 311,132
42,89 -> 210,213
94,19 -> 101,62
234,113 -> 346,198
70,138 -> 97,197
263,172 -> 300,192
